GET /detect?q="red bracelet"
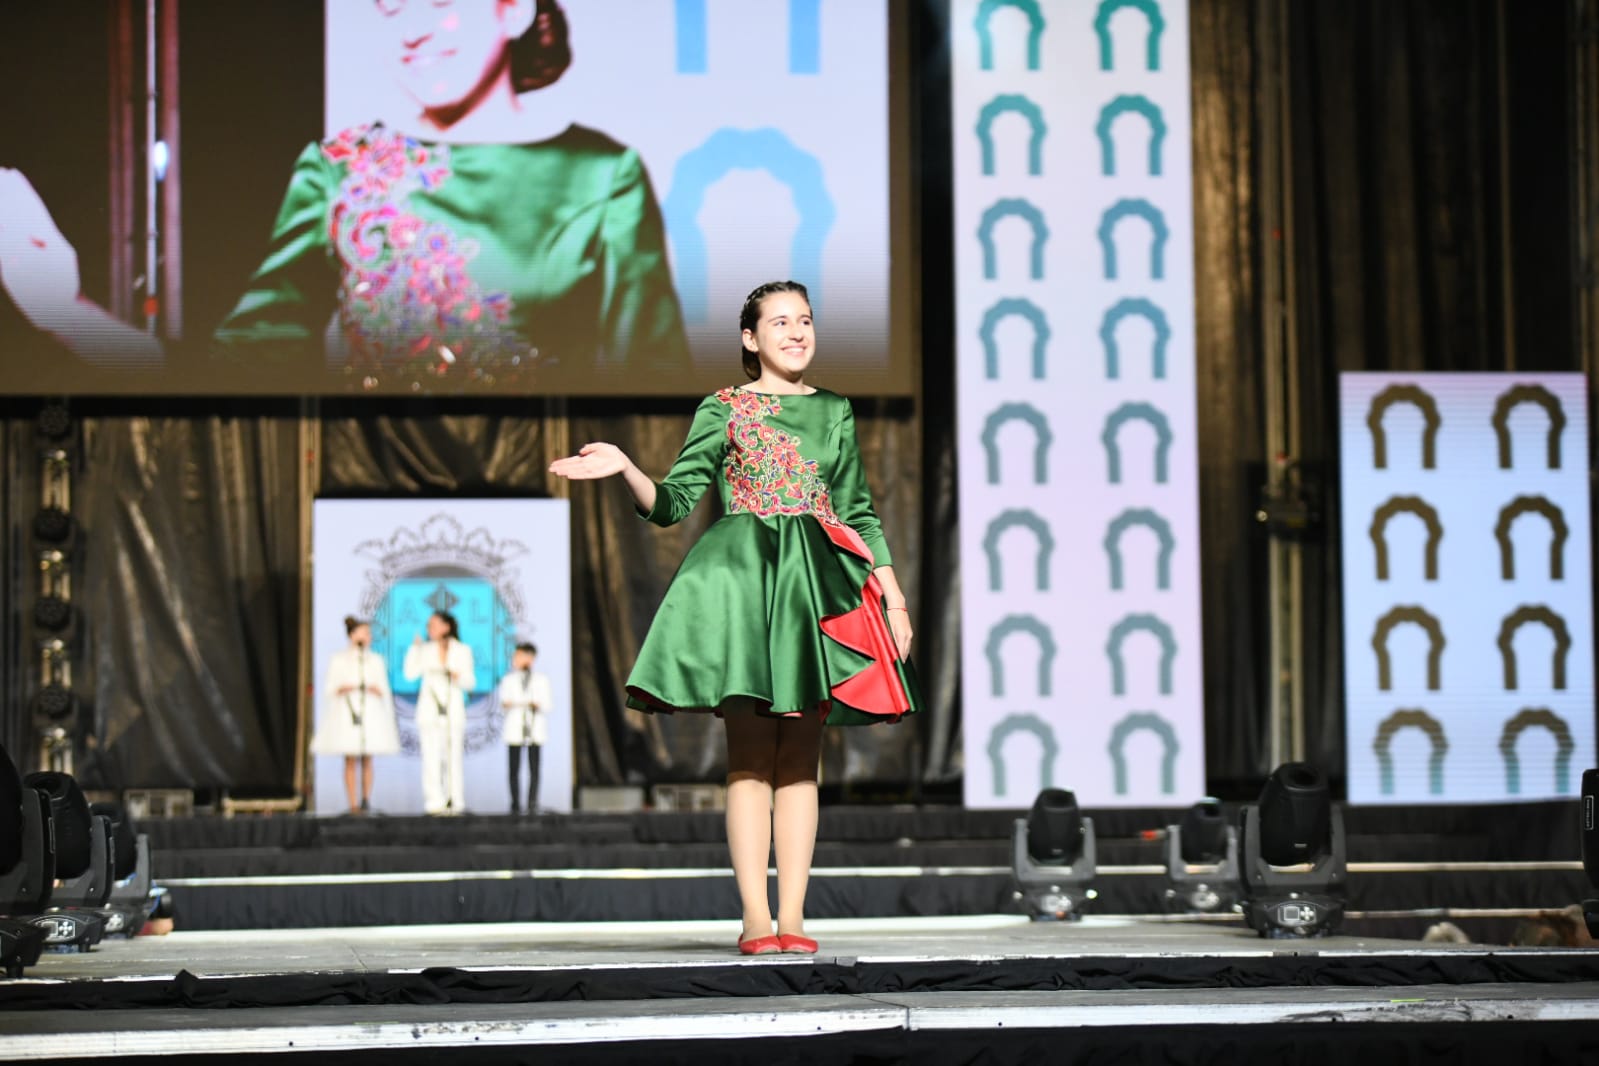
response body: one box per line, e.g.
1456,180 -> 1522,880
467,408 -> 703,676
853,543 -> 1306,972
886,607 -> 909,613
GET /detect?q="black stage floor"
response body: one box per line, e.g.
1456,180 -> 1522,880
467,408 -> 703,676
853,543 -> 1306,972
3,917 -> 1598,1064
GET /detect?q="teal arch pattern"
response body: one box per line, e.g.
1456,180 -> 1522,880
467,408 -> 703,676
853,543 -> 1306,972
985,614 -> 1056,698
982,403 -> 1052,484
976,0 -> 1046,71
982,509 -> 1054,591
979,198 -> 1050,280
987,712 -> 1059,798
662,127 -> 835,323
1102,402 -> 1173,484
1098,199 -> 1168,280
1104,508 -> 1174,590
1499,708 -> 1575,795
1100,298 -> 1170,380
980,298 -> 1050,380
978,95 -> 1048,176
1095,95 -> 1167,176
1107,711 -> 1179,795
1106,613 -> 1176,696
1373,709 -> 1448,796
1094,0 -> 1166,71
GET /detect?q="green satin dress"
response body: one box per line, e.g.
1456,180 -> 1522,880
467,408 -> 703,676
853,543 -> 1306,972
212,122 -> 688,375
627,386 -> 922,726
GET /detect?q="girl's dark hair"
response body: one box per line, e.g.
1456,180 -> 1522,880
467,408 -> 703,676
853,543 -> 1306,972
431,610 -> 460,640
509,0 -> 572,93
515,642 -> 538,656
738,280 -> 811,380
344,615 -> 369,636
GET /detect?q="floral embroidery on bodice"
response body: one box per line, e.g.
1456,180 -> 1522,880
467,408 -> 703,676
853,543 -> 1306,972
717,387 -> 842,527
322,125 -> 522,368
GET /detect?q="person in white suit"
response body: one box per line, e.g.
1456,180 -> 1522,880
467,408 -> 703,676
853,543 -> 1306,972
499,641 -> 554,815
313,616 -> 400,814
404,610 -> 475,815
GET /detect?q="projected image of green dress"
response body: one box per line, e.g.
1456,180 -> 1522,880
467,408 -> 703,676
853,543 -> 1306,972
213,123 -> 688,376
626,386 -> 923,727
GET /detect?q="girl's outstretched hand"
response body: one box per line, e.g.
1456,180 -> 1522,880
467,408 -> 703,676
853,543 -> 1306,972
549,442 -> 630,480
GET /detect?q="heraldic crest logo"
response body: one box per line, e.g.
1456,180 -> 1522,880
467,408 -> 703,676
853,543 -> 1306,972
353,513 -> 532,756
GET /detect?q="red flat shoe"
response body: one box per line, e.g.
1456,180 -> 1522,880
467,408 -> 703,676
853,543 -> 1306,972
777,934 -> 818,955
738,935 -> 782,956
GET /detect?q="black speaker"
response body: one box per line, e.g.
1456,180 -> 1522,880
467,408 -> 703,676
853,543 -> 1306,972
1179,799 -> 1229,864
24,772 -> 92,879
1582,768 -> 1598,886
1255,762 -> 1331,866
1026,788 -> 1084,865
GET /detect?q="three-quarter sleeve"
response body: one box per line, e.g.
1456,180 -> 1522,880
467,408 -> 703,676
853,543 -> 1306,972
598,148 -> 691,373
641,394 -> 728,527
211,142 -> 338,359
828,399 -> 893,566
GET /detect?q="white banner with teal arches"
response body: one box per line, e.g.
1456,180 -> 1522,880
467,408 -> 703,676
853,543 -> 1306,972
953,0 -> 1205,807
1339,373 -> 1595,805
311,499 -> 573,814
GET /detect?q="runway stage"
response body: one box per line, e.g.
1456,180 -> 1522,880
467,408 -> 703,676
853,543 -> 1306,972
4,915 -> 1599,1064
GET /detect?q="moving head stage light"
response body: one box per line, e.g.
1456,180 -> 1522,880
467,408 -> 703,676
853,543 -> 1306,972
1012,789 -> 1097,921
1164,798 -> 1239,915
1237,762 -> 1347,938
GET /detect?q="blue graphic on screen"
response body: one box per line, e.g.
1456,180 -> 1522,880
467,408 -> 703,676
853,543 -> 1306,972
376,577 -> 511,696
664,128 -> 835,323
675,0 -> 822,74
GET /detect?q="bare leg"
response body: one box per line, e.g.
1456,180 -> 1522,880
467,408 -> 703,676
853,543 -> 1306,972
772,712 -> 826,938
360,756 -> 375,806
723,702 -> 780,942
342,756 -> 359,812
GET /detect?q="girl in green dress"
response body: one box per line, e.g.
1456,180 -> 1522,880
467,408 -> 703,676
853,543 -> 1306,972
550,281 -> 921,955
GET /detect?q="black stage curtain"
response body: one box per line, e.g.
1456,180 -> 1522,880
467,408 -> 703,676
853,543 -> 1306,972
0,1 -> 1578,796
1188,0 -> 1577,790
71,410 -> 302,790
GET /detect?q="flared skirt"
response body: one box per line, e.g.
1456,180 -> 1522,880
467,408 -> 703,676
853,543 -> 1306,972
625,512 -> 921,725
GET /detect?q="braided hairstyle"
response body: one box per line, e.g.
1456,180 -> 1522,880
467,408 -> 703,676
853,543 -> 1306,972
738,280 -> 811,380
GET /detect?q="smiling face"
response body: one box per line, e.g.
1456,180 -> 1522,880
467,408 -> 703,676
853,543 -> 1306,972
349,624 -> 372,648
375,0 -> 533,113
742,291 -> 815,381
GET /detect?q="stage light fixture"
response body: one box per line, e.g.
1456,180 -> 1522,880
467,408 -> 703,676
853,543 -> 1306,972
33,509 -> 76,553
1163,798 -> 1239,915
30,684 -> 77,727
1011,788 -> 1097,921
33,596 -> 75,635
1237,762 -> 1347,938
1582,768 -> 1598,939
35,403 -> 71,442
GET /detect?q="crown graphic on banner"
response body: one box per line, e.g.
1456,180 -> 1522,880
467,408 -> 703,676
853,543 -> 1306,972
353,514 -> 531,621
